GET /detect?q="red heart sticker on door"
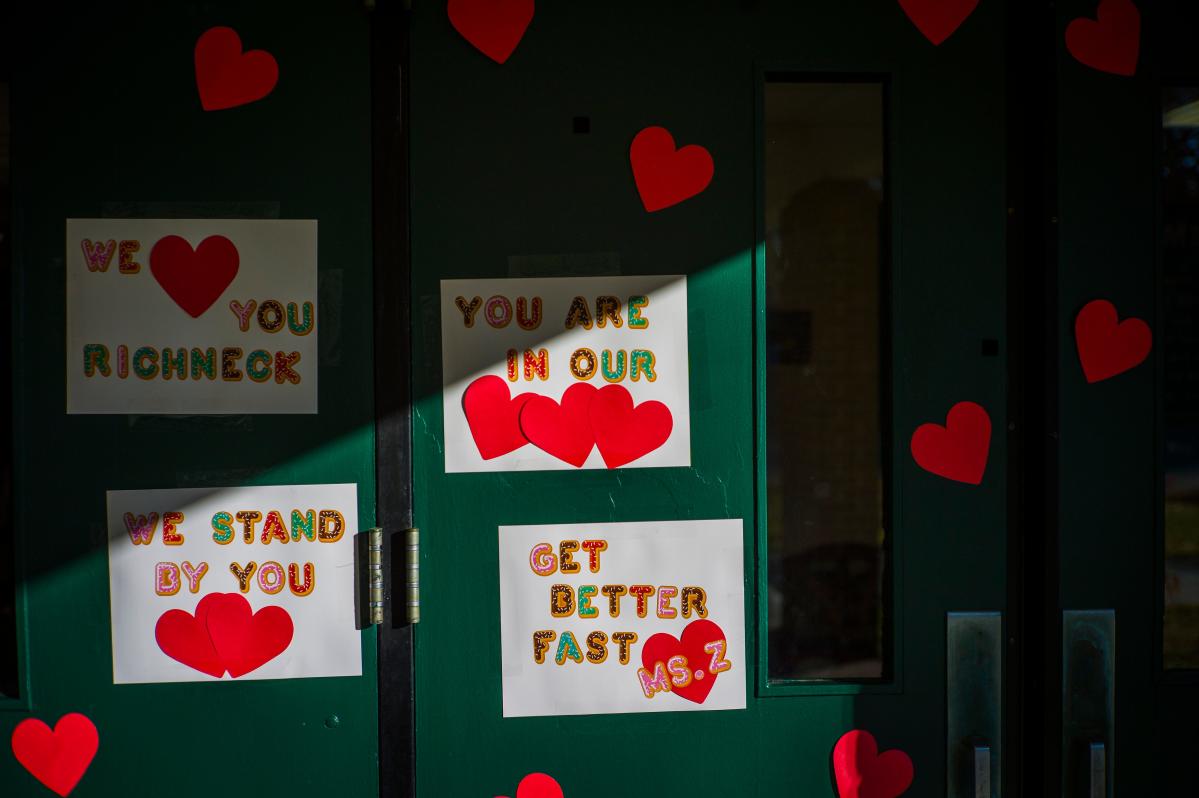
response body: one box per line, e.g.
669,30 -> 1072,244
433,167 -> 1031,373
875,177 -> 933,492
832,729 -> 914,798
629,126 -> 715,212
11,713 -> 99,797
204,592 -> 294,678
1074,298 -> 1151,383
588,384 -> 673,469
897,0 -> 980,45
1065,0 -> 1141,77
495,772 -> 564,798
155,593 -> 226,677
463,375 -> 537,459
910,401 -> 991,485
640,619 -> 728,705
150,234 -> 239,318
520,383 -> 598,467
194,26 -> 279,111
448,0 -> 535,64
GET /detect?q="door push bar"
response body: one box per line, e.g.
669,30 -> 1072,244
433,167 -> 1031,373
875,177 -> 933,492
1063,609 -> 1114,798
355,527 -> 420,628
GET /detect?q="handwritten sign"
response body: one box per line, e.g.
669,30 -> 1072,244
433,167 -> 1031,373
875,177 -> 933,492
498,519 -> 745,717
106,484 -> 360,684
440,276 -> 690,472
67,219 -> 318,414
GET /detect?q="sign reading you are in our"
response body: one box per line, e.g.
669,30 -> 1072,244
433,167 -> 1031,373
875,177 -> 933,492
440,275 -> 690,472
67,219 -> 318,414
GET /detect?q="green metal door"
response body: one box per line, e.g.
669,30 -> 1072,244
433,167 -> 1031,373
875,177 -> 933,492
411,2 -> 1008,795
2,2 -> 379,796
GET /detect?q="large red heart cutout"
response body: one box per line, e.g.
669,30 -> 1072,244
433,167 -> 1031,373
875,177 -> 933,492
897,0 -> 979,45
640,619 -> 727,705
1075,298 -> 1151,383
150,234 -> 239,318
910,401 -> 991,485
11,713 -> 99,797
1065,0 -> 1141,77
833,730 -> 914,798
448,0 -> 535,65
630,126 -> 714,213
205,592 -> 294,678
495,772 -> 564,798
589,384 -> 673,469
520,383 -> 598,467
463,376 -> 536,460
194,26 -> 279,111
155,593 -> 226,678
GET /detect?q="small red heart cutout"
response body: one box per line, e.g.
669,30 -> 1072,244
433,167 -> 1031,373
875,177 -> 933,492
520,383 -> 598,467
194,26 -> 279,111
1075,298 -> 1151,383
155,594 -> 226,678
513,773 -> 564,798
589,384 -> 673,469
833,729 -> 914,798
630,126 -> 714,212
640,619 -> 728,705
463,376 -> 537,460
204,593 -> 294,678
910,401 -> 991,485
448,0 -> 535,65
150,234 -> 239,318
1065,0 -> 1141,77
11,714 -> 99,797
897,0 -> 979,45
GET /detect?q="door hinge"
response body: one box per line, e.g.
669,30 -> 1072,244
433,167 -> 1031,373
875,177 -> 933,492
403,527 -> 420,624
355,527 -> 419,628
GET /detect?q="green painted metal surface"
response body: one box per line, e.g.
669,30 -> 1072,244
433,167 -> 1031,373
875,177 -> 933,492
2,2 -> 379,796
410,3 -> 1007,795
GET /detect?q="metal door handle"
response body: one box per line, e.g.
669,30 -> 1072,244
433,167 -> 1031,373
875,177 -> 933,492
974,745 -> 991,798
947,612 -> 1002,797
1089,743 -> 1106,798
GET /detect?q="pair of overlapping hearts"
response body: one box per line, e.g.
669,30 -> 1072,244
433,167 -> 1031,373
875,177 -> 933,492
154,592 -> 293,678
463,376 -> 673,468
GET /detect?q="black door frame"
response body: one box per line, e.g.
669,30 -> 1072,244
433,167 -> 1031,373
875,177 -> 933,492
372,3 -> 415,798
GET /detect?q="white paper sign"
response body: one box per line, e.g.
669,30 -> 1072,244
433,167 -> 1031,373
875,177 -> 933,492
67,219 -> 318,414
107,484 -> 361,684
498,519 -> 745,717
441,276 -> 690,472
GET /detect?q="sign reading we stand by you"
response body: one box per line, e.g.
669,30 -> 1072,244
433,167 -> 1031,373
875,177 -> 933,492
107,484 -> 360,684
441,275 -> 689,472
499,519 -> 746,717
67,218 -> 317,414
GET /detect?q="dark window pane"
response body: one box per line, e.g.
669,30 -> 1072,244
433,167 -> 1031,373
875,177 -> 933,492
0,74 -> 14,698
765,81 -> 888,681
1162,86 -> 1199,670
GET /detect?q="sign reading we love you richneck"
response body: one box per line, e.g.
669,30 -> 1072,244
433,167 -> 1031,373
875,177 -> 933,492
66,219 -> 318,414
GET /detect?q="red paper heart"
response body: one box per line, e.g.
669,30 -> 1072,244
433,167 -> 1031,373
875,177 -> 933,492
520,383 -> 598,467
463,376 -> 537,459
11,714 -> 99,797
897,0 -> 979,45
448,0 -> 535,64
494,772 -> 564,798
1065,0 -> 1141,77
155,593 -> 226,678
833,729 -> 914,798
588,384 -> 673,469
194,26 -> 279,111
640,619 -> 727,705
910,401 -> 991,485
629,126 -> 714,212
150,234 -> 239,318
1075,298 -> 1151,383
205,593 -> 294,678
